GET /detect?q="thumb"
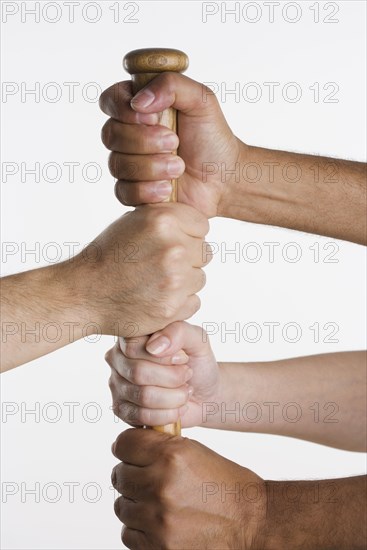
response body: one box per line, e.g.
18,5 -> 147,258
146,321 -> 206,359
130,73 -> 218,117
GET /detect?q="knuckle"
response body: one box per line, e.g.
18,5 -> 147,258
104,348 -> 114,366
197,269 -> 206,290
114,496 -> 122,518
121,526 -> 129,546
202,241 -> 214,263
203,218 -> 210,235
202,84 -> 216,100
109,153 -> 139,179
159,72 -> 177,93
130,384 -> 143,404
160,273 -> 183,292
112,401 -> 126,421
108,152 -> 119,177
115,181 -> 142,207
157,484 -> 176,514
167,244 -> 186,263
129,364 -> 143,385
190,296 -> 201,316
158,300 -> 177,321
201,84 -> 220,109
194,296 -> 201,313
99,87 -> 113,114
137,407 -> 152,425
124,341 -> 138,359
153,211 -> 176,234
119,402 -> 137,424
138,126 -> 156,152
161,442 -> 183,471
101,119 -> 113,148
111,465 -> 118,488
193,324 -> 206,342
137,386 -> 152,407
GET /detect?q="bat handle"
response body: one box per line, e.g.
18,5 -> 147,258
123,48 -> 189,436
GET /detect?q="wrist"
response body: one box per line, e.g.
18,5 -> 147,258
261,479 -> 340,550
70,250 -> 133,338
56,257 -> 104,339
217,138 -> 251,219
219,141 -> 306,229
198,362 -> 229,429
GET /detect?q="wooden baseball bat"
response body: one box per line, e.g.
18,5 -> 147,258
123,48 -> 189,436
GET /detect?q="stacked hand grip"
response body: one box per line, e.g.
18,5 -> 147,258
123,48 -> 189,435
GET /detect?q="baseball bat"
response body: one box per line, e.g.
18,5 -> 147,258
123,48 -> 189,436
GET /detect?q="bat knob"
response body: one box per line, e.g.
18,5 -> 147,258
123,48 -> 189,75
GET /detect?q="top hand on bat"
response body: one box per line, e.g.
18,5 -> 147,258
99,72 -> 241,219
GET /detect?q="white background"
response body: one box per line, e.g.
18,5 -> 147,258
1,1 -> 366,548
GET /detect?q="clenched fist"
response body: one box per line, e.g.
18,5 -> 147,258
99,73 -> 243,219
111,428 -> 266,550
106,321 -> 220,427
75,203 -> 211,338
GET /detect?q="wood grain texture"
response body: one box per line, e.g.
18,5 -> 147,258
123,49 -> 189,436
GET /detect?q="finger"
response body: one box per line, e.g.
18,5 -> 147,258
114,400 -> 187,428
102,119 -> 179,154
145,321 -> 208,359
112,462 -> 147,500
175,294 -> 201,321
111,356 -> 191,387
116,336 -> 188,366
108,152 -> 185,181
116,379 -> 190,409
115,496 -> 148,530
130,73 -> 218,118
186,267 -> 206,292
99,81 -> 159,125
189,238 -> 212,268
112,428 -> 179,464
119,335 -> 150,358
119,335 -> 184,364
106,343 -> 187,387
121,526 -> 148,550
115,179 -> 172,206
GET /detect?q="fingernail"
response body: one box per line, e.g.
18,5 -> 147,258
167,157 -> 184,178
146,335 -> 170,355
184,368 -> 193,382
171,351 -> 189,365
161,133 -> 179,151
155,181 -> 172,200
131,88 -> 155,109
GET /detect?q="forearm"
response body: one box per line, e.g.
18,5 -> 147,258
0,262 -> 93,372
260,476 -> 366,549
220,142 -> 367,245
201,351 -> 366,451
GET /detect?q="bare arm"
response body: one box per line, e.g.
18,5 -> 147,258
0,264 -> 91,372
262,475 -> 367,549
221,144 -> 367,245
203,351 -> 366,451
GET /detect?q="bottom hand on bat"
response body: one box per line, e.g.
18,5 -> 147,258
106,322 -> 366,549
